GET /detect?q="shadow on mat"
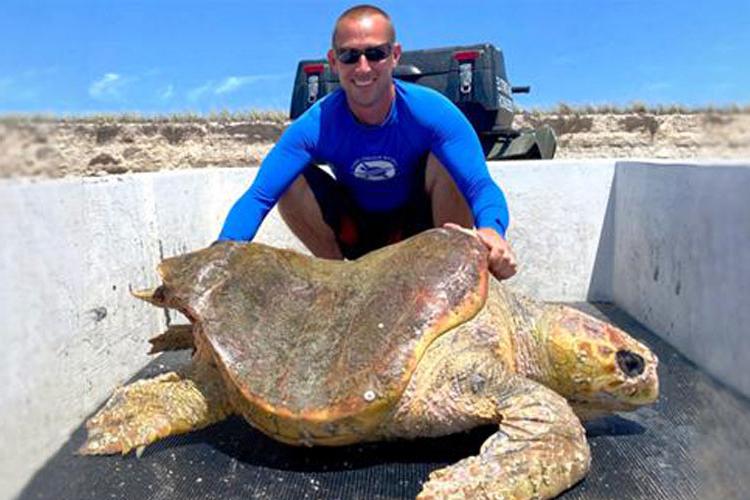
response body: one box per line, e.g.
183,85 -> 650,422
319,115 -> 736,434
70,403 -> 641,473
88,418 -> 498,472
584,415 -> 645,438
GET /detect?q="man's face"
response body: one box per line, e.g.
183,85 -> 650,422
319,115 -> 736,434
327,14 -> 401,115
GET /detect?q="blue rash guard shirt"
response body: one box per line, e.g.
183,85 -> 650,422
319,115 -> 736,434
218,80 -> 509,241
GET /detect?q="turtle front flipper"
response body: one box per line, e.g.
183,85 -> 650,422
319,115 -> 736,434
418,377 -> 589,499
383,339 -> 590,499
80,367 -> 231,456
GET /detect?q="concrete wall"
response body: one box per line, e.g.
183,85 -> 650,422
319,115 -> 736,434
0,168 -> 303,499
1,159 -> 749,498
611,161 -> 750,398
490,160 -> 616,301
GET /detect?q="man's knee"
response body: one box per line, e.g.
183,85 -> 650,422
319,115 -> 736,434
424,154 -> 445,194
279,174 -> 306,202
277,173 -> 343,259
279,174 -> 311,214
425,154 -> 466,196
424,154 -> 473,227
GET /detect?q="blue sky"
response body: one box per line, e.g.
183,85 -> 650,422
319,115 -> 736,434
1,0 -> 748,114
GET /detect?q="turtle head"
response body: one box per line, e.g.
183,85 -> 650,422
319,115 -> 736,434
132,242 -> 240,315
535,305 -> 659,420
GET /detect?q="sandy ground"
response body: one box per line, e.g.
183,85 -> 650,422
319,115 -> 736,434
1,110 -> 748,179
515,110 -> 750,160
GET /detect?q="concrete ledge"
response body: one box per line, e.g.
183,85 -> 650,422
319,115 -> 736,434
1,159 -> 748,498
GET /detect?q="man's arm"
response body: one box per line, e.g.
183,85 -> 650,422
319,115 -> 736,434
217,118 -> 317,242
427,96 -> 517,280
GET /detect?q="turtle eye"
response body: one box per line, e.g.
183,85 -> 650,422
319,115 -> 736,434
616,350 -> 645,377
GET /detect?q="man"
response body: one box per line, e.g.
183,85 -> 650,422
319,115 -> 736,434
218,4 -> 517,280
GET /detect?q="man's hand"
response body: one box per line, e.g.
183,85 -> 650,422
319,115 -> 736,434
444,224 -> 517,280
476,227 -> 517,280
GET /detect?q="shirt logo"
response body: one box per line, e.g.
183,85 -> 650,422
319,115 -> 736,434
351,157 -> 397,181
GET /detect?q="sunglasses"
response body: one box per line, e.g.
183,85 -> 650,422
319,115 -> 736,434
335,43 -> 392,64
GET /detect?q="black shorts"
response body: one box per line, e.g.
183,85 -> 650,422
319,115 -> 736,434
303,162 -> 434,260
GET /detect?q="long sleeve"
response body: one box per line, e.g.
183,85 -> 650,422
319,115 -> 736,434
217,114 -> 318,241
428,100 -> 509,237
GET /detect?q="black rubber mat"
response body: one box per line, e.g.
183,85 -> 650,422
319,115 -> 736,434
19,304 -> 750,499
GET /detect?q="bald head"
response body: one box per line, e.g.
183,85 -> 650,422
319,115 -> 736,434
331,4 -> 396,48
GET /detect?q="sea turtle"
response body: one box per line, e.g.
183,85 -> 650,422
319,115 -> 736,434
81,228 -> 658,499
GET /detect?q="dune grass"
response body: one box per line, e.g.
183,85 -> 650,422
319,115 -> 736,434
517,102 -> 750,115
0,109 -> 289,125
2,103 -> 749,126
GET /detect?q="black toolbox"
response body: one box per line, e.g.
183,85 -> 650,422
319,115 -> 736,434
289,43 -> 555,160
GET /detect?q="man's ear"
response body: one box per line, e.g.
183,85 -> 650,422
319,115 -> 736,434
391,43 -> 402,67
327,49 -> 339,74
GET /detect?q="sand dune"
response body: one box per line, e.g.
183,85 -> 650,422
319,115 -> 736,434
1,109 -> 748,178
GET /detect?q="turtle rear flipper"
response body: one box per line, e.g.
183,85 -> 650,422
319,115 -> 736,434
416,377 -> 590,499
80,369 -> 231,456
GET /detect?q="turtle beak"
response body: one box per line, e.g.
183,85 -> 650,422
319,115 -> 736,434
131,286 -> 167,306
